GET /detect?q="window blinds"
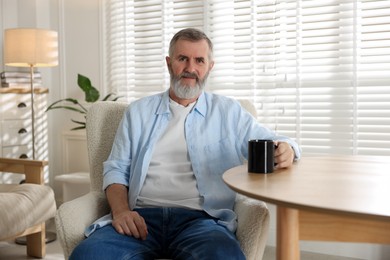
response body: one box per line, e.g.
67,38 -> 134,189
104,0 -> 390,156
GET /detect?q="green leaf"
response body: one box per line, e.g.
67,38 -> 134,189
46,106 -> 87,114
46,74 -> 122,131
111,96 -> 122,101
45,97 -> 87,114
77,74 -> 100,103
71,119 -> 86,125
102,93 -> 114,101
102,93 -> 123,101
71,125 -> 86,131
70,120 -> 86,131
45,98 -> 79,111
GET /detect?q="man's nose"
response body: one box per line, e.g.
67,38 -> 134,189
185,59 -> 196,73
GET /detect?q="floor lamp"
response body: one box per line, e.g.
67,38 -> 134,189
4,28 -> 58,160
4,28 -> 59,243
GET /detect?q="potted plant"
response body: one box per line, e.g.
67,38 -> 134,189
46,74 -> 121,130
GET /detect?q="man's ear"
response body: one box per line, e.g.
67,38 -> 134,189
166,56 -> 171,67
209,60 -> 215,71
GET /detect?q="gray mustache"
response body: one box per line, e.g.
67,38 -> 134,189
180,72 -> 198,80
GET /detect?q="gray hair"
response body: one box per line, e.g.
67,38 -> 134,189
168,28 -> 213,60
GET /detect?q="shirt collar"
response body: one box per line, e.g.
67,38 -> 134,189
156,89 -> 207,117
193,91 -> 206,117
155,90 -> 171,115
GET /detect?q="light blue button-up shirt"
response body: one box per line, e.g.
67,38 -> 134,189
85,90 -> 300,236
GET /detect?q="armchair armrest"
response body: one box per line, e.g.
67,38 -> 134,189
234,194 -> 270,260
0,158 -> 53,258
0,157 -> 48,184
55,191 -> 110,259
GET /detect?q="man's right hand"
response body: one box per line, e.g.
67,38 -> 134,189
106,183 -> 148,240
112,209 -> 148,240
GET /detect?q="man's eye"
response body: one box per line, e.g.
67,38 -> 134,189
179,57 -> 187,61
196,58 -> 205,63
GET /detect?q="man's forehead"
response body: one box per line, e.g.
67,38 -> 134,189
173,39 -> 210,57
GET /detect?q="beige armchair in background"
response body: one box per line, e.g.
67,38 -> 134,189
0,158 -> 56,258
55,100 -> 270,260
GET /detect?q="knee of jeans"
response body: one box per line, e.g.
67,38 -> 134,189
175,243 -> 244,260
208,234 -> 244,259
69,239 -> 107,260
70,243 -> 114,260
179,230 -> 244,260
69,244 -> 86,260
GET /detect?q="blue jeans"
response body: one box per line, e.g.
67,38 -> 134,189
69,208 -> 245,260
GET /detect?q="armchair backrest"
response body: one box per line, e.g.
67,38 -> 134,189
86,101 -> 129,193
237,99 -> 257,118
85,99 -> 257,193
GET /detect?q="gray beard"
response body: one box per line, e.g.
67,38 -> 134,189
170,72 -> 208,99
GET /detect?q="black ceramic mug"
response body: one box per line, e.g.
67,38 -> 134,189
248,139 -> 275,173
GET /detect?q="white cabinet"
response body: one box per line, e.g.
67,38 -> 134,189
0,87 -> 48,183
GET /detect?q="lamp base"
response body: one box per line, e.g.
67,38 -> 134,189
15,231 -> 57,245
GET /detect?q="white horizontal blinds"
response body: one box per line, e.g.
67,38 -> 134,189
105,0 -> 390,156
207,0 -> 254,100
296,1 -> 356,155
105,0 -> 135,100
253,1 -> 291,133
128,0 -> 165,100
105,0 -> 205,101
208,1 -> 300,135
166,1 -> 204,30
163,0 -> 205,70
356,0 -> 390,155
268,1 -> 301,139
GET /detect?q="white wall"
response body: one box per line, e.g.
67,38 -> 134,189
0,0 -> 100,199
0,0 -> 389,259
47,0 -> 102,198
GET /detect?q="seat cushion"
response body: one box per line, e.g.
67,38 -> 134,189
0,183 -> 56,240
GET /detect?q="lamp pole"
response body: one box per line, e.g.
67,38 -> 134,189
29,64 -> 36,160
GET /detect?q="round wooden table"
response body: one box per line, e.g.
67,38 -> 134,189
223,155 -> 390,260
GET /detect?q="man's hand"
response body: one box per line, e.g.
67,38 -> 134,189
112,209 -> 148,240
106,184 -> 148,240
274,141 -> 295,169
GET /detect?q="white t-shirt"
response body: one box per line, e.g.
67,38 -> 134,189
136,99 -> 203,210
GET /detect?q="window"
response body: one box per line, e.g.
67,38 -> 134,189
104,0 -> 390,156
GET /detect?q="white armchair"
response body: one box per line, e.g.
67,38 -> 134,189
0,158 -> 56,258
55,100 -> 270,259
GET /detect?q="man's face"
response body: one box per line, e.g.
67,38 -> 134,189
166,39 -> 214,100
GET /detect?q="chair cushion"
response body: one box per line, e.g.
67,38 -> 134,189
0,183 -> 56,240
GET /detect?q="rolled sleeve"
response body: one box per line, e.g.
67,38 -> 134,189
102,160 -> 130,190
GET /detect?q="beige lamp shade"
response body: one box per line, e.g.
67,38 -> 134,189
4,28 -> 58,67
